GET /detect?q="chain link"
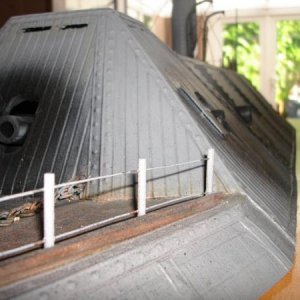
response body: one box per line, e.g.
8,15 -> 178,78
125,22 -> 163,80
0,201 -> 42,226
0,176 -> 87,227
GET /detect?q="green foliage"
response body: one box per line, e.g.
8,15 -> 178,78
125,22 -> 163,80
276,20 -> 300,102
143,15 -> 152,29
223,20 -> 300,103
223,22 -> 260,89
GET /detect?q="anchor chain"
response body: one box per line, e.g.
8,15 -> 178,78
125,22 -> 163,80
0,176 -> 86,226
0,201 -> 42,226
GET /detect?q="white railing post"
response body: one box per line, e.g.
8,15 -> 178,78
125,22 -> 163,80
43,173 -> 55,248
206,148 -> 215,194
137,158 -> 147,216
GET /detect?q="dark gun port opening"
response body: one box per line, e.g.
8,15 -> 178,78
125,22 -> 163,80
0,121 -> 14,138
0,97 -> 38,151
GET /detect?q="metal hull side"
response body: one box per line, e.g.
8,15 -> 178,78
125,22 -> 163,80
0,195 -> 293,300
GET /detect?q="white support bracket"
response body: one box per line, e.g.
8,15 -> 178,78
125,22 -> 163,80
137,158 -> 147,217
43,173 -> 55,248
206,148 -> 215,194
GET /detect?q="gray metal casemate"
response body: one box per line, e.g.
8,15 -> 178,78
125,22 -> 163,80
0,9 -> 297,300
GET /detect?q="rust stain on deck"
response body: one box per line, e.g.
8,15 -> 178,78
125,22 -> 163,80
0,193 -> 224,287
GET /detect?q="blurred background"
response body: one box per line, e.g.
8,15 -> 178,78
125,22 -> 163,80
0,0 -> 299,298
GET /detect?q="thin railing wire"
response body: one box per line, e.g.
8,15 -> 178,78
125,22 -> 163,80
146,193 -> 204,212
0,193 -> 204,260
0,188 -> 44,203
0,241 -> 44,259
0,158 -> 207,260
55,210 -> 138,241
0,172 -> 136,203
146,159 -> 205,171
55,170 -> 135,189
0,159 -> 205,203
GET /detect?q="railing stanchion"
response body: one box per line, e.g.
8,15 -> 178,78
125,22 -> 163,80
137,158 -> 147,216
0,157 -> 210,258
206,148 -> 215,194
43,173 -> 55,248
